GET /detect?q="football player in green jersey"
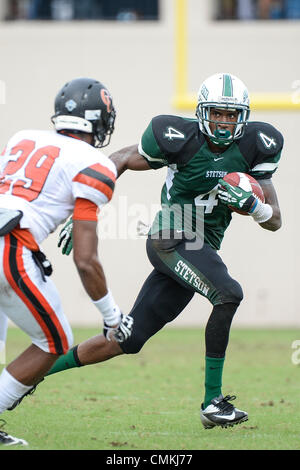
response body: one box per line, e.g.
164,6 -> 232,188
12,73 -> 283,429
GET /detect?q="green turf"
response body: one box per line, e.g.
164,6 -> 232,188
1,327 -> 300,450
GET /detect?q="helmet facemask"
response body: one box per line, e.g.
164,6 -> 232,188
196,103 -> 250,146
92,108 -> 116,148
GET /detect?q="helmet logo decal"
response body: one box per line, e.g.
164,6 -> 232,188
243,89 -> 249,103
201,84 -> 209,100
100,89 -> 112,113
65,99 -> 77,112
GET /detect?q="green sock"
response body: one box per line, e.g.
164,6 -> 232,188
46,345 -> 82,376
203,356 -> 225,408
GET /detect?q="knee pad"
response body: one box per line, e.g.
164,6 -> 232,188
221,279 -> 244,306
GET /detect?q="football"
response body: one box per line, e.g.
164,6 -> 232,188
222,172 -> 265,215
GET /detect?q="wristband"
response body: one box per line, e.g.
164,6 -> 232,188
250,198 -> 273,223
92,290 -> 121,326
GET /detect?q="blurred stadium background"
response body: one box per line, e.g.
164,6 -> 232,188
0,0 -> 299,328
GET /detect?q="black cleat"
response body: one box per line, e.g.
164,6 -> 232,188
200,394 -> 248,429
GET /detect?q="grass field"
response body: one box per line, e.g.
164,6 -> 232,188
1,326 -> 300,451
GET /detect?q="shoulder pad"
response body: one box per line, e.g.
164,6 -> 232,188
151,115 -> 203,165
72,162 -> 116,204
240,122 -> 284,178
244,121 -> 284,157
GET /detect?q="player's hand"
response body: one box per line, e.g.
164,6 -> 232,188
57,219 -> 73,255
218,179 -> 256,213
136,219 -> 150,237
103,313 -> 134,343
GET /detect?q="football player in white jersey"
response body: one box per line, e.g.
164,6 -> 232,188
0,77 -> 133,446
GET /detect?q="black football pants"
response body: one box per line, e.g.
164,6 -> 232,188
120,235 -> 243,357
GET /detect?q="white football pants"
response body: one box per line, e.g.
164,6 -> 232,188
0,233 -> 73,355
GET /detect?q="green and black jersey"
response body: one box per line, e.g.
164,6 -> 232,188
139,115 -> 283,250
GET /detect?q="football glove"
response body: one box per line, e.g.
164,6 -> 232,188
136,219 -> 151,237
57,219 -> 73,255
218,179 -> 256,213
103,313 -> 134,343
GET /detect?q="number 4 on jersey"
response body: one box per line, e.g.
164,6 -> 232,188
194,186 -> 219,214
258,132 -> 277,149
164,127 -> 185,141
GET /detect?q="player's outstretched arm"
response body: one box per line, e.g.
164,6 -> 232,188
58,146 -> 151,256
73,219 -> 108,299
258,179 -> 282,232
72,218 -> 134,341
109,144 -> 151,177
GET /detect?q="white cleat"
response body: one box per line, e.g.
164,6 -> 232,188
200,394 -> 248,429
0,430 -> 28,446
0,420 -> 28,446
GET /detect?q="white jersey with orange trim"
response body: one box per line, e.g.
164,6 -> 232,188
0,130 -> 117,245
